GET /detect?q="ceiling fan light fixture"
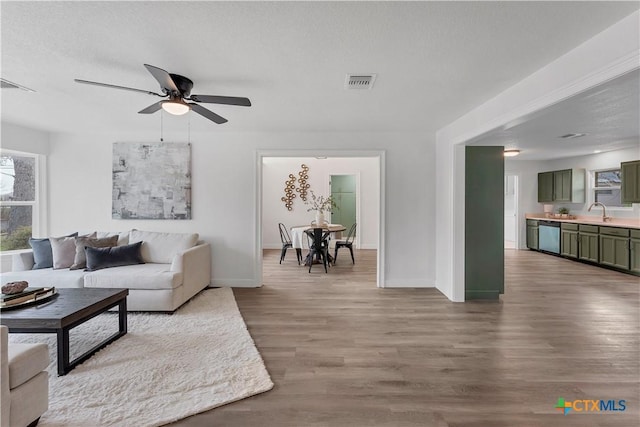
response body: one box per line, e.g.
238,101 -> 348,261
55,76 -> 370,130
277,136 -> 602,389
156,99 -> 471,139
162,99 -> 190,115
503,149 -> 520,157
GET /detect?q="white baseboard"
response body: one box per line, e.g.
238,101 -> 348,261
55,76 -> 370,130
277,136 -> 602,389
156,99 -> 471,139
210,278 -> 261,288
382,280 -> 436,288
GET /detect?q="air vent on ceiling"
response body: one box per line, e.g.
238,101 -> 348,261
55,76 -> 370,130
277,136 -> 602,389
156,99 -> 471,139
559,133 -> 587,139
345,74 -> 377,90
1,78 -> 35,92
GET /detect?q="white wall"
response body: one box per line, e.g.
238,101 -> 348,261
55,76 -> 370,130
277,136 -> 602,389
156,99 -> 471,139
262,157 -> 379,250
436,11 -> 640,301
1,122 -> 50,155
44,129 -> 435,288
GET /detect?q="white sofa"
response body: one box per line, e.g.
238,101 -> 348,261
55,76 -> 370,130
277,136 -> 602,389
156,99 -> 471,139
1,325 -> 49,427
1,230 -> 211,312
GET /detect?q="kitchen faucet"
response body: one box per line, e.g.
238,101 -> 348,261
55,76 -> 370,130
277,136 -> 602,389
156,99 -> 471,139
588,202 -> 611,222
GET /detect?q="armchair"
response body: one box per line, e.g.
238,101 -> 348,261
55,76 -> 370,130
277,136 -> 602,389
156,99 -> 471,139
1,326 -> 49,427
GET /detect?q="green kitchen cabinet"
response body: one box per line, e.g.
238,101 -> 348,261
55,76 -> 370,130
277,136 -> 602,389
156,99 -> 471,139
621,160 -> 640,204
631,229 -> 640,274
599,227 -> 630,270
560,223 -> 578,259
578,224 -> 599,263
537,168 -> 584,203
553,169 -> 573,202
537,172 -> 554,203
526,220 -> 538,250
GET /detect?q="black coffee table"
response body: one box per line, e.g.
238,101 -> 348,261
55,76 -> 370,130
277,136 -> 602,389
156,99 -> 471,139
1,288 -> 128,375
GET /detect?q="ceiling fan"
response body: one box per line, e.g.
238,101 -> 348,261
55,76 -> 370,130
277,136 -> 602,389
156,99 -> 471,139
74,64 -> 251,124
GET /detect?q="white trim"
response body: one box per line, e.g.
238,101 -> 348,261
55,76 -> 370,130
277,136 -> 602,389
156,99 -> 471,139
256,149 -> 385,288
211,279 -> 259,288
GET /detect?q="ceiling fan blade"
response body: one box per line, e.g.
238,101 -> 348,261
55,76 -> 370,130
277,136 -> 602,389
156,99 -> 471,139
138,101 -> 164,114
144,64 -> 179,93
74,79 -> 163,97
188,94 -> 251,107
189,103 -> 228,124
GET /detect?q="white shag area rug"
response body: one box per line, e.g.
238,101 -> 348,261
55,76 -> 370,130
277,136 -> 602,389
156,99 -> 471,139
8,287 -> 273,427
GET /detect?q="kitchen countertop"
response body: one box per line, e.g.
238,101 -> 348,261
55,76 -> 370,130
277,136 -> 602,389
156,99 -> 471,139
525,214 -> 640,230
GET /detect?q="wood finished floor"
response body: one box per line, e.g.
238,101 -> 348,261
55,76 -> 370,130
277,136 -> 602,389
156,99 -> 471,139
171,249 -> 639,427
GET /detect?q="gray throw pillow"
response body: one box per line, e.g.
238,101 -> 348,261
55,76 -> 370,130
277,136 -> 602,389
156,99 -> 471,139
85,241 -> 144,271
70,235 -> 119,270
29,232 -> 78,270
50,236 -> 79,269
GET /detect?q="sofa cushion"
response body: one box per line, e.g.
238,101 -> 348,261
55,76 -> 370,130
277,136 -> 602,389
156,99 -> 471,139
129,230 -> 198,264
85,242 -> 144,271
1,268 -> 85,289
70,235 -> 119,270
7,342 -> 49,389
84,263 -> 183,290
95,231 -> 130,246
29,232 -> 78,270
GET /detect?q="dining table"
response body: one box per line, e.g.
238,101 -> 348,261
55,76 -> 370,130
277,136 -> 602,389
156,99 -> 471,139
290,224 -> 346,265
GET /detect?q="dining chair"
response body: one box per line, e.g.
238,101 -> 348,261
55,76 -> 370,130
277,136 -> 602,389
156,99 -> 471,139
305,227 -> 331,273
334,223 -> 357,264
279,223 -> 300,264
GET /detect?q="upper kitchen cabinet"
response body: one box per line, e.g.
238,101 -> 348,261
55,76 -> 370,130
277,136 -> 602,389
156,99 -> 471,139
537,168 -> 585,203
621,160 -> 640,204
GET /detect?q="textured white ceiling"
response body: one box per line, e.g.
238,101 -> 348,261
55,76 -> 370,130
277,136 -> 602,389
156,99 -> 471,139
1,1 -> 639,144
469,69 -> 640,160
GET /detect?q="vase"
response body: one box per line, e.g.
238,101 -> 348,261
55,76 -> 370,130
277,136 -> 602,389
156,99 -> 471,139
315,211 -> 326,226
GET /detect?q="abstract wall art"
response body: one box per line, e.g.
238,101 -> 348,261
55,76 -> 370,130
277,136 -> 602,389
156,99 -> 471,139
112,142 -> 192,219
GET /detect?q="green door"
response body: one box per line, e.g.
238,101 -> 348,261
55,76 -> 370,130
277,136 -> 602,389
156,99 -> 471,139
330,175 -> 356,234
537,172 -> 554,202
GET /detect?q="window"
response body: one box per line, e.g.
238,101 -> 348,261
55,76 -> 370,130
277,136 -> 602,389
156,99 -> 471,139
0,151 -> 38,251
591,168 -> 630,209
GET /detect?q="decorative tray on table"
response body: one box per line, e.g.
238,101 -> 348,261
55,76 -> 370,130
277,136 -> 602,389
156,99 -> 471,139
0,287 -> 57,311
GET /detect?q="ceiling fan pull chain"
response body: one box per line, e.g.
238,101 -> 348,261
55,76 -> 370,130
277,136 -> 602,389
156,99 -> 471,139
160,110 -> 164,142
188,115 -> 191,144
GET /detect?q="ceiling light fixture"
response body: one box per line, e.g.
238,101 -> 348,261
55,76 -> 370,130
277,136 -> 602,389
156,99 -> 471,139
161,99 -> 190,116
593,150 -> 602,154
503,149 -> 520,157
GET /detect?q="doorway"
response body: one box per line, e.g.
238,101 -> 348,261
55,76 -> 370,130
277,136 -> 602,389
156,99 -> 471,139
504,174 -> 518,249
257,151 -> 384,287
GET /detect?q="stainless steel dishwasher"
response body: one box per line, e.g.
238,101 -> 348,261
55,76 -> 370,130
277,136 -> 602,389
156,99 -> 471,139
538,220 -> 560,254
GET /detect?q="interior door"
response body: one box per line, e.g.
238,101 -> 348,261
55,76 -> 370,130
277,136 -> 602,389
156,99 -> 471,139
330,175 -> 356,234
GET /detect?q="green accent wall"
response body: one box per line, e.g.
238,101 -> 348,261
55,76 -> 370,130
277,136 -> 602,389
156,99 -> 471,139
465,146 -> 504,300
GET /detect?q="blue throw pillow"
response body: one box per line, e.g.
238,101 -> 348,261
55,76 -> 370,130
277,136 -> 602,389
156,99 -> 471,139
85,241 -> 145,271
29,238 -> 53,269
29,232 -> 78,270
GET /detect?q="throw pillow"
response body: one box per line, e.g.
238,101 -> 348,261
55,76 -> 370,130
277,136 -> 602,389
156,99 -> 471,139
28,238 -> 54,270
50,236 -> 77,269
85,241 -> 144,271
29,232 -> 79,270
70,235 -> 119,270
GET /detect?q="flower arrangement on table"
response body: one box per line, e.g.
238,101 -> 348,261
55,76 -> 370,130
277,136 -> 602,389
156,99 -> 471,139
304,190 -> 337,213
304,190 -> 338,226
